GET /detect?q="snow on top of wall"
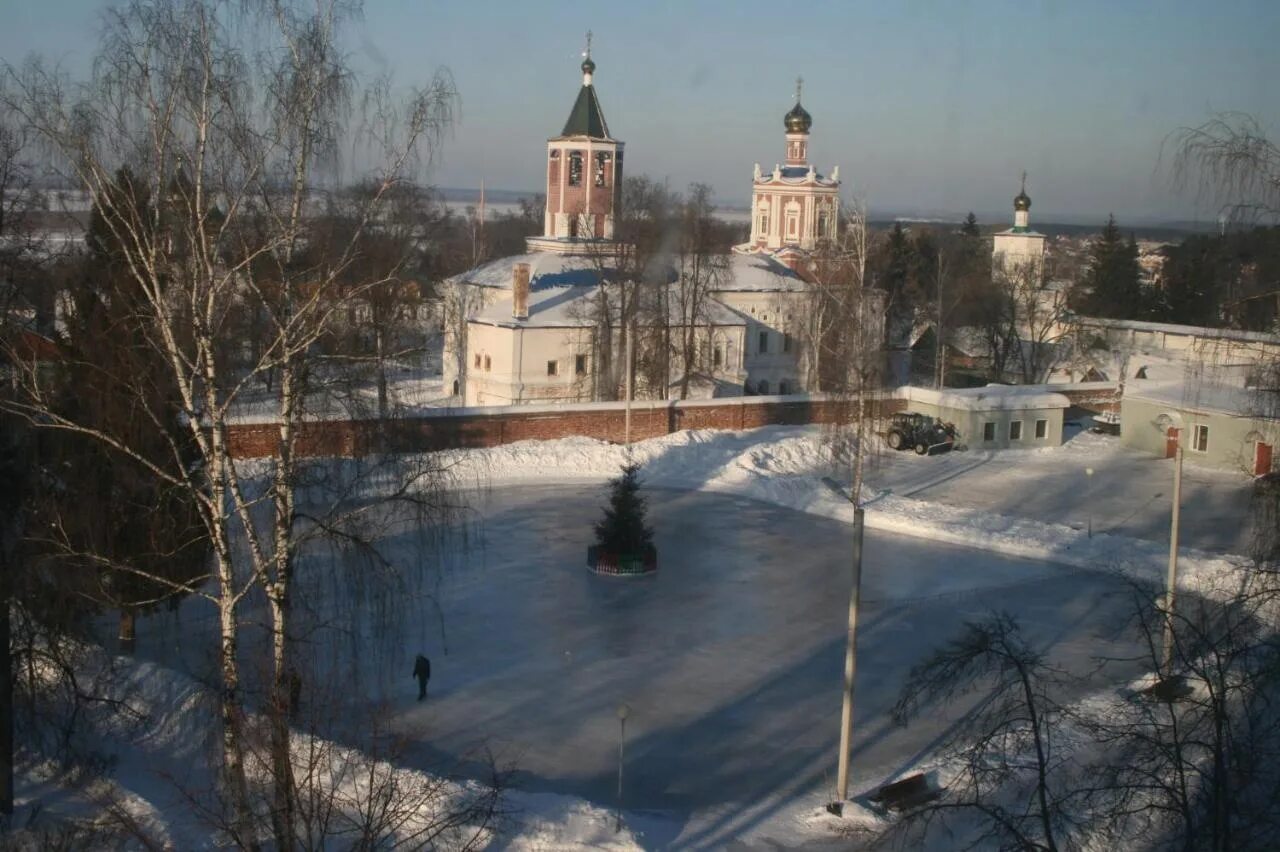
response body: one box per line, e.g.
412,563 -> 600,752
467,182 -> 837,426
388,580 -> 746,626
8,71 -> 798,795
899,384 -> 1071,412
1078,315 -> 1280,346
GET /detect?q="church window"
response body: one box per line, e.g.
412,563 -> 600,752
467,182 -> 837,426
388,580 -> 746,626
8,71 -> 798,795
758,379 -> 769,394
758,331 -> 768,354
547,359 -> 559,377
549,149 -> 560,159
568,215 -> 580,238
575,354 -> 587,375
757,213 -> 768,236
568,151 -> 583,186
783,333 -> 793,353
713,344 -> 723,368
484,355 -> 491,371
474,353 -> 481,368
818,210 -> 830,238
779,380 -> 789,394
594,152 -> 610,187
786,210 -> 799,237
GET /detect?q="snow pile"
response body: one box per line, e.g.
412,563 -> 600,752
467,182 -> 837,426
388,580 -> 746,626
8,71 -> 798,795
14,650 -> 642,851
435,425 -> 1248,601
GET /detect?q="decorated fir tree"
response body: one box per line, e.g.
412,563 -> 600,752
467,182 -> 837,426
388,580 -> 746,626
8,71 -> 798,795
594,462 -> 654,556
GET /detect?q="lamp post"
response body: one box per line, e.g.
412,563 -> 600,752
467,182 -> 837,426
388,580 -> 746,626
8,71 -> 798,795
1162,446 -> 1184,675
1085,467 -> 1095,538
615,703 -> 630,832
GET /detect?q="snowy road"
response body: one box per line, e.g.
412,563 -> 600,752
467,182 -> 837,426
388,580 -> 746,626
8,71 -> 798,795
368,483 -> 1145,850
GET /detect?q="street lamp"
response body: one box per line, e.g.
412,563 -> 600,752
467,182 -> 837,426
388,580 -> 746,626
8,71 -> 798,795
1085,467 -> 1095,538
615,703 -> 630,832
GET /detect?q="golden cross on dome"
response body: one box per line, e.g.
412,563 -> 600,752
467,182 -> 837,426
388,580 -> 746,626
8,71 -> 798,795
584,30 -> 593,60
795,75 -> 804,103
1021,170 -> 1028,193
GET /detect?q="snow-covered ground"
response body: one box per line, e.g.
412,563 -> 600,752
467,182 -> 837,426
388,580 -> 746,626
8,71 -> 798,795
17,424 -> 1262,849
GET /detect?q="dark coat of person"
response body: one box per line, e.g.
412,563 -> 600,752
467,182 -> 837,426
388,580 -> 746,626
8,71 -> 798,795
413,654 -> 431,700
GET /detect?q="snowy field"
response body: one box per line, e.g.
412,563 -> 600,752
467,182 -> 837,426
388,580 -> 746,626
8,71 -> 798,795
23,424 -> 1262,849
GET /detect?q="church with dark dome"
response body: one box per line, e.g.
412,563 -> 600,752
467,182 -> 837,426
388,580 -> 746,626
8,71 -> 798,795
439,43 -> 877,408
737,77 -> 841,263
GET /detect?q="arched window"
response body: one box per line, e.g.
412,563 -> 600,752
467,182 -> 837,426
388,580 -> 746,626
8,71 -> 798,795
568,151 -> 583,186
758,379 -> 769,395
778,380 -> 789,395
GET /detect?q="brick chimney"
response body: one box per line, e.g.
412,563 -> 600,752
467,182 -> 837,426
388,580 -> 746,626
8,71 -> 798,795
512,262 -> 531,320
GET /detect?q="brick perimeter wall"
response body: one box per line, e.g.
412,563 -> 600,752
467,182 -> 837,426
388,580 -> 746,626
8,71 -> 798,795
226,395 -> 907,459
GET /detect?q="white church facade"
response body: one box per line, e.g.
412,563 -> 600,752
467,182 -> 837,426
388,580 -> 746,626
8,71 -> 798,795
440,48 -> 858,408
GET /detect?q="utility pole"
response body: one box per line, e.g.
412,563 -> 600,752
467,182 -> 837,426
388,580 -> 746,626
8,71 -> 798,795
935,249 -> 945,389
615,703 -> 630,832
1162,445 -> 1184,675
835,505 -> 865,803
624,319 -> 633,444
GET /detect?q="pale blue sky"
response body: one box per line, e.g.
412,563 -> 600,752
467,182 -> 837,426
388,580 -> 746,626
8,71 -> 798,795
4,0 -> 1278,222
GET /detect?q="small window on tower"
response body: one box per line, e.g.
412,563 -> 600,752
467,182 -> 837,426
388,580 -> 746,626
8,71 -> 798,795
595,152 -> 610,187
568,151 -> 583,186
575,354 -> 587,376
549,149 -> 560,159
713,345 -> 723,368
758,214 -> 768,236
547,360 -> 559,377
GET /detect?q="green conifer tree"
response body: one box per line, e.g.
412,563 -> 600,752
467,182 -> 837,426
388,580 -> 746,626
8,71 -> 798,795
594,462 -> 654,555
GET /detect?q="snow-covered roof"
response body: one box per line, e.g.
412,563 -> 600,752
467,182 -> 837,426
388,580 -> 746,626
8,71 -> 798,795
899,384 -> 1071,412
1125,380 -> 1275,418
452,250 -> 807,298
470,285 -> 591,328
470,282 -> 749,330
714,253 -> 808,293
447,253 -> 633,291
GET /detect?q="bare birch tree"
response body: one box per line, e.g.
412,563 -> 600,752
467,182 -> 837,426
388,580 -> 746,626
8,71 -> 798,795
3,1 -> 463,846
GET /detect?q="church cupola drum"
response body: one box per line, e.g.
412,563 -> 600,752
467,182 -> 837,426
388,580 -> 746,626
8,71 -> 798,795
529,32 -> 624,254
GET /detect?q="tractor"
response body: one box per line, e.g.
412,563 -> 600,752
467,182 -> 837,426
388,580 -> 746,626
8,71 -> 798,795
884,412 -> 958,455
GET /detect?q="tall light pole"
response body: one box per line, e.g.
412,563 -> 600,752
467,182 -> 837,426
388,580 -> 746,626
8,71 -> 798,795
1085,467 -> 1095,538
615,703 -> 631,832
835,505 -> 865,804
624,324 -> 633,445
1162,446 -> 1184,675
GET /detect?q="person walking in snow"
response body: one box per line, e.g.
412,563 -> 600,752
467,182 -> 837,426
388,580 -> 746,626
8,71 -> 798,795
413,654 -> 431,701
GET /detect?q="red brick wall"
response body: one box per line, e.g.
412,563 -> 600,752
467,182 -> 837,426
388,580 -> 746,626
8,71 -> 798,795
225,395 -> 906,459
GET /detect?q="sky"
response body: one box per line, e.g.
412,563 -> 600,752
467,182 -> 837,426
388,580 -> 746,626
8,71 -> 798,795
3,0 -> 1279,224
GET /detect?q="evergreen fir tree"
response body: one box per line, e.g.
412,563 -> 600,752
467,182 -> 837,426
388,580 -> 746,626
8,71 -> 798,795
1078,214 -> 1143,320
594,462 -> 654,555
961,211 -> 980,238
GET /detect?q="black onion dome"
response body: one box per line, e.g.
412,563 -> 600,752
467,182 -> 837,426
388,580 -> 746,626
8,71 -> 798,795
784,101 -> 812,133
1014,188 -> 1031,212
582,56 -> 596,76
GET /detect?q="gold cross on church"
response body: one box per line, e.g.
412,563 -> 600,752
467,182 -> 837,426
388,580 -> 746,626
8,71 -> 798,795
795,75 -> 803,103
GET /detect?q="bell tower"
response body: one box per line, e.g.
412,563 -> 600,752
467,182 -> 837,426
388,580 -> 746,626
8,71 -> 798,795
740,78 -> 840,258
527,32 -> 624,255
